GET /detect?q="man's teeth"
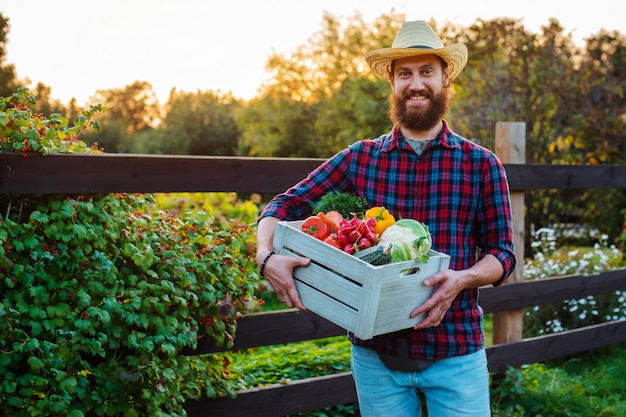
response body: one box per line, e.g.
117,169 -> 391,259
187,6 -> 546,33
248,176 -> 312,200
410,95 -> 426,100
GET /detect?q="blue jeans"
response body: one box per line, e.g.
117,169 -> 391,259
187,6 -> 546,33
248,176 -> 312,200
351,344 -> 491,417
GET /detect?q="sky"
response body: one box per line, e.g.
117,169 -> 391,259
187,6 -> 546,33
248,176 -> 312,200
2,0 -> 624,106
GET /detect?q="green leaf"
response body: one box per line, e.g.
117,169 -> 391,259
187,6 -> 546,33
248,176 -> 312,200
29,210 -> 49,223
73,224 -> 88,239
60,376 -> 77,394
23,235 -> 39,250
161,343 -> 176,356
27,356 -> 44,370
12,239 -> 24,252
162,368 -> 176,380
0,353 -> 11,367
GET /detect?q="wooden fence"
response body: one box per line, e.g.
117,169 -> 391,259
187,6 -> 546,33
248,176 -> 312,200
1,123 -> 626,416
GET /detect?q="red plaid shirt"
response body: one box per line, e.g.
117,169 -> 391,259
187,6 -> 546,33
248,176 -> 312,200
260,121 -> 516,359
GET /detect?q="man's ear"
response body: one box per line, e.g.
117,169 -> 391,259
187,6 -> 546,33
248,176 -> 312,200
443,72 -> 451,87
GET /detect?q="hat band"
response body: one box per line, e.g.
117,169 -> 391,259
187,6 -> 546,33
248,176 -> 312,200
409,45 -> 434,49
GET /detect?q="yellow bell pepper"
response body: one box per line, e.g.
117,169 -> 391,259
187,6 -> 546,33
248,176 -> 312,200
364,206 -> 396,235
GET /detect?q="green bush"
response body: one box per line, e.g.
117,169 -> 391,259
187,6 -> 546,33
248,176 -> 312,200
0,88 -> 103,155
0,193 -> 259,416
0,89 -> 261,416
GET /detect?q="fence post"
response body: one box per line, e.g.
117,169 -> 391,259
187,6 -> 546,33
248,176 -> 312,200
493,122 -> 526,345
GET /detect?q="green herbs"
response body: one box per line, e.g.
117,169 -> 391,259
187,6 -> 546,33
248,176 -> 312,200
311,191 -> 368,219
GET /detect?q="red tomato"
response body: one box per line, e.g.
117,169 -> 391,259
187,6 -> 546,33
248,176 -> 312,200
301,216 -> 330,240
323,236 -> 342,249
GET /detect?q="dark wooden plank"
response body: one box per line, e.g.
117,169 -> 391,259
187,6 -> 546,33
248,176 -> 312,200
2,152 -> 626,194
0,152 -> 323,194
183,372 -> 357,417
183,309 -> 345,355
480,269 -> 626,313
486,319 -> 626,372
504,164 -> 626,191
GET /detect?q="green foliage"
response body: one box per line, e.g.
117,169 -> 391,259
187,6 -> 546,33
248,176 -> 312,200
227,337 -> 358,416
0,88 -> 104,155
314,76 -> 391,156
0,192 -> 259,416
235,10 -> 403,158
492,344 -> 626,416
151,192 -> 259,226
235,96 -> 319,157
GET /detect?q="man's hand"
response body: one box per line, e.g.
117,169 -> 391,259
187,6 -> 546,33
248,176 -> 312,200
410,269 -> 464,329
410,254 -> 504,329
261,252 -> 310,310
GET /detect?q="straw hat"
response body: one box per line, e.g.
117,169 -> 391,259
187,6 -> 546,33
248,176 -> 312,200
365,20 -> 468,82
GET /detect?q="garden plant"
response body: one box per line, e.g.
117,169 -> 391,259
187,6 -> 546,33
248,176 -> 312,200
0,90 -> 261,416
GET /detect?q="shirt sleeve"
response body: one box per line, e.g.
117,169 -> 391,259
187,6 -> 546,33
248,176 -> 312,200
259,148 -> 353,222
476,153 -> 517,286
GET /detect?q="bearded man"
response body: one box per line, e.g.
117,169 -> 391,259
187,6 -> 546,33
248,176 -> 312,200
256,20 -> 516,416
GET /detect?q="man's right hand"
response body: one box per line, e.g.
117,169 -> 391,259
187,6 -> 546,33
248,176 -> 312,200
261,252 -> 310,310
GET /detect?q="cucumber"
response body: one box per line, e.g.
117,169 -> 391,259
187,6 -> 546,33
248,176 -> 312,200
354,243 -> 392,265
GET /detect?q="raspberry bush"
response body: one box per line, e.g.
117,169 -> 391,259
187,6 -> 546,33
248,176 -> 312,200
0,88 -> 104,155
0,90 -> 260,416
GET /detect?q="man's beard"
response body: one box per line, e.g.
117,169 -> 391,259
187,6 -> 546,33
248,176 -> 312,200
389,87 -> 450,132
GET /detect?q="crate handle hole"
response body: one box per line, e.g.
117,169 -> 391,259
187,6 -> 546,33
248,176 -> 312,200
400,267 -> 420,277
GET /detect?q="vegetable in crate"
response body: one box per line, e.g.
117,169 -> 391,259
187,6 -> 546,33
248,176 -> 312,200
311,191 -> 369,219
378,219 -> 432,263
364,206 -> 396,235
354,243 -> 393,265
301,214 -> 330,239
336,215 -> 377,254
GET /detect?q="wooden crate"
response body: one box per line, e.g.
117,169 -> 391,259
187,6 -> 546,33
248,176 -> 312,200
272,220 -> 451,340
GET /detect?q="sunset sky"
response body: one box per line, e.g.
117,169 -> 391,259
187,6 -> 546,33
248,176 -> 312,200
2,0 -> 623,105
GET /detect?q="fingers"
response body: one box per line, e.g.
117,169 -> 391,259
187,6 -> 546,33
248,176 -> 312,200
275,288 -> 307,311
412,305 -> 447,329
410,271 -> 456,329
264,253 -> 309,311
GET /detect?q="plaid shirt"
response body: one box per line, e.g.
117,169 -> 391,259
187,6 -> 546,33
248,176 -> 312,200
260,121 -> 516,360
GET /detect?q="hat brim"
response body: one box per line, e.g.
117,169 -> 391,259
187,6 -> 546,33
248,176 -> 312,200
365,44 -> 468,82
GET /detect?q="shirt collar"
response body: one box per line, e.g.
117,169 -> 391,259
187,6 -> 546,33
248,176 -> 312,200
382,120 -> 460,152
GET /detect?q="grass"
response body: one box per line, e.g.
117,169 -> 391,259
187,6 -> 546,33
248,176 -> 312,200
492,342 -> 626,416
226,338 -> 626,416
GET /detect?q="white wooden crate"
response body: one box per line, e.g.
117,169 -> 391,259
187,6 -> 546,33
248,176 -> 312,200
272,220 -> 451,340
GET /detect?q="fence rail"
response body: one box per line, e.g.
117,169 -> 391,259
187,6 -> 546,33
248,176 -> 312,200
2,152 -> 626,194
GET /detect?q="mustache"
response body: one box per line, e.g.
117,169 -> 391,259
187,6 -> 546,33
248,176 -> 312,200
403,89 -> 431,99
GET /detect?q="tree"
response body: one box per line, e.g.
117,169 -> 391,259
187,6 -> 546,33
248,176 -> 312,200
237,10 -> 404,157
314,75 -> 391,157
260,10 -> 402,103
235,95 -> 318,157
159,89 -> 241,156
446,17 -> 625,240
93,82 -> 160,132
84,81 -> 161,152
0,13 -> 19,98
